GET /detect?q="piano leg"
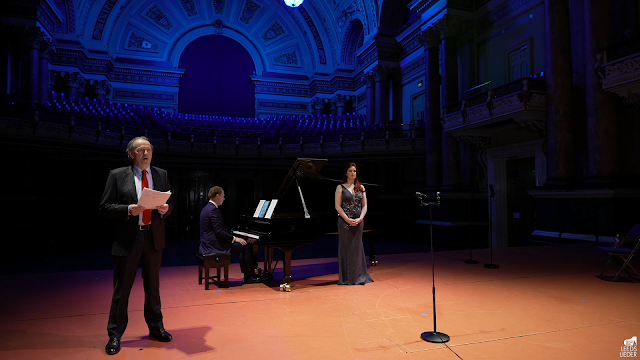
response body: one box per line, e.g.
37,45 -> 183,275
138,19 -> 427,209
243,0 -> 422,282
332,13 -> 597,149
264,247 -> 274,274
365,230 -> 379,266
278,246 -> 296,292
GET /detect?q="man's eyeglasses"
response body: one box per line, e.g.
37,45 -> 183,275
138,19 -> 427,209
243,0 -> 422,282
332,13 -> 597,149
134,148 -> 153,154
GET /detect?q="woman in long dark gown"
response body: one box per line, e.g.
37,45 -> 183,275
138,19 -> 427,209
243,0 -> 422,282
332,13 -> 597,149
334,162 -> 374,285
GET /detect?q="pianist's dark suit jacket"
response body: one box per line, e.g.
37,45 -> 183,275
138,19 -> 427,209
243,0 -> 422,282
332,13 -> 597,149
199,201 -> 234,255
99,165 -> 172,255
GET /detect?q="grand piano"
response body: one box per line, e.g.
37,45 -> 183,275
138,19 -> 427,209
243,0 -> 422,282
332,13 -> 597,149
232,158 -> 381,291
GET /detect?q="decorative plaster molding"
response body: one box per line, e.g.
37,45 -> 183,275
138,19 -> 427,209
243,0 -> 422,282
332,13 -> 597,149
180,0 -> 198,17
50,48 -> 183,86
307,0 -> 338,66
273,50 -> 300,66
299,6 -> 327,64
144,3 -> 175,32
477,0 -> 540,32
213,0 -> 226,14
239,0 -> 262,25
402,56 -> 425,77
92,0 -> 118,40
261,20 -> 288,44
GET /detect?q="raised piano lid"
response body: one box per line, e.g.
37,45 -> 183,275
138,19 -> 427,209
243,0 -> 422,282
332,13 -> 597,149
271,158 -> 383,220
272,158 -> 339,218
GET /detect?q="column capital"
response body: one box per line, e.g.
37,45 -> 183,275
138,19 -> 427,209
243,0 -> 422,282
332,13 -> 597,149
65,72 -> 85,89
370,64 -> 395,82
39,38 -> 56,59
94,80 -> 112,97
436,14 -> 473,41
17,26 -> 46,49
362,73 -> 376,87
310,97 -> 326,110
50,70 -> 60,85
418,26 -> 440,50
332,94 -> 350,107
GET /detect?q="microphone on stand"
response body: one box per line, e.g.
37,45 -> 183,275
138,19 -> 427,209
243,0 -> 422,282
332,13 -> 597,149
464,191 -> 478,264
485,184 -> 499,269
419,190 -> 450,343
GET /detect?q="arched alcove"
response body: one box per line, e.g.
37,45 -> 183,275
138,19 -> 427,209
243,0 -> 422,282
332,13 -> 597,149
178,35 -> 256,117
342,20 -> 364,66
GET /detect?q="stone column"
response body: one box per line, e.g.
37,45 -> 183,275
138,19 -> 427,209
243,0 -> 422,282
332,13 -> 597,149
364,72 -> 376,125
391,69 -> 403,126
0,25 -> 11,96
334,94 -> 348,117
95,80 -> 112,100
584,0 -> 619,183
66,72 -> 82,99
19,27 -> 43,102
329,97 -> 338,116
418,26 -> 442,190
372,65 -> 390,125
38,39 -> 54,103
544,0 -> 577,186
77,76 -> 87,98
438,15 -> 463,189
310,97 -> 324,117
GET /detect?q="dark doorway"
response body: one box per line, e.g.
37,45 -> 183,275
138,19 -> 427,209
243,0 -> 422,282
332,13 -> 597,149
506,157 -> 536,247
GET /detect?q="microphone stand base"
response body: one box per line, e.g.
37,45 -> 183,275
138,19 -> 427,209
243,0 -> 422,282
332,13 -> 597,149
464,259 -> 478,264
484,263 -> 500,269
421,331 -> 450,343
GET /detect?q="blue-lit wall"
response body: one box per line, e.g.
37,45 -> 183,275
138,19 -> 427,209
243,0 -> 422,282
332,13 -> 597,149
178,35 -> 256,117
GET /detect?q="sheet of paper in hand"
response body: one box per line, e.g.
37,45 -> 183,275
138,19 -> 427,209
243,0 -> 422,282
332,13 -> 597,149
138,188 -> 172,209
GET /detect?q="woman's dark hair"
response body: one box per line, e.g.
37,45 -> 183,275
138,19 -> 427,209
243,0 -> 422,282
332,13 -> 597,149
342,162 -> 365,192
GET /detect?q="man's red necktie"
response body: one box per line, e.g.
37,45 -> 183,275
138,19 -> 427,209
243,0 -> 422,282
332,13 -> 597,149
141,169 -> 151,225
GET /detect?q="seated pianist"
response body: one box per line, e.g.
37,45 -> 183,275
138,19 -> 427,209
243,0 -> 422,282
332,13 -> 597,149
199,186 -> 264,284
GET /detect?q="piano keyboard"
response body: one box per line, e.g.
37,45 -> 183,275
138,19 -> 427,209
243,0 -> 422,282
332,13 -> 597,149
232,230 -> 261,240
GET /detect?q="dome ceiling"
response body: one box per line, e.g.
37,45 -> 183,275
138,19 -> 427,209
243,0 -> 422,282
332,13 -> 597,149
72,0 -> 378,76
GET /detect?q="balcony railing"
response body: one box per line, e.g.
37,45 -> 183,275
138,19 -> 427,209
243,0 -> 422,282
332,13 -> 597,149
601,38 -> 640,109
441,77 -> 546,133
0,102 -> 424,157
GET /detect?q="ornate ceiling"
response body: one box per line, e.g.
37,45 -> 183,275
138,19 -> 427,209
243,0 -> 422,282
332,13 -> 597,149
60,0 -> 383,76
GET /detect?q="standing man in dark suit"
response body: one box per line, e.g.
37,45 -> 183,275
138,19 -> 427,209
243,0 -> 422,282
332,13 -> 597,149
99,136 -> 173,355
199,186 -> 263,284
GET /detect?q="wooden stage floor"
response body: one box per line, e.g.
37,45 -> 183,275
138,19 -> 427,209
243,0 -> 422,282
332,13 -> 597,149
0,243 -> 637,359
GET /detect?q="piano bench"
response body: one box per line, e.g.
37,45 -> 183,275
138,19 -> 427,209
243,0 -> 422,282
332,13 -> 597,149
197,253 -> 232,289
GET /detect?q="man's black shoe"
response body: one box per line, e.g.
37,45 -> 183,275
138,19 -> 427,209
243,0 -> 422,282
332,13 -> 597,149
105,337 -> 121,355
260,272 -> 273,281
149,329 -> 173,342
244,276 -> 264,284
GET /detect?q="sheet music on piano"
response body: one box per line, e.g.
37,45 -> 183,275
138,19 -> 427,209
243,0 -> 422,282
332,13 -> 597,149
265,200 -> 278,219
252,200 -> 266,218
251,200 -> 278,218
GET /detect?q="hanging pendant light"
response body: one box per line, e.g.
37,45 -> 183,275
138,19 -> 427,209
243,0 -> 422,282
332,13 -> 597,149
284,0 -> 304,8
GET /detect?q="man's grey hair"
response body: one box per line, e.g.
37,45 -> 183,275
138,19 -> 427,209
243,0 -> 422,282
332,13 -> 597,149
126,136 -> 153,160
